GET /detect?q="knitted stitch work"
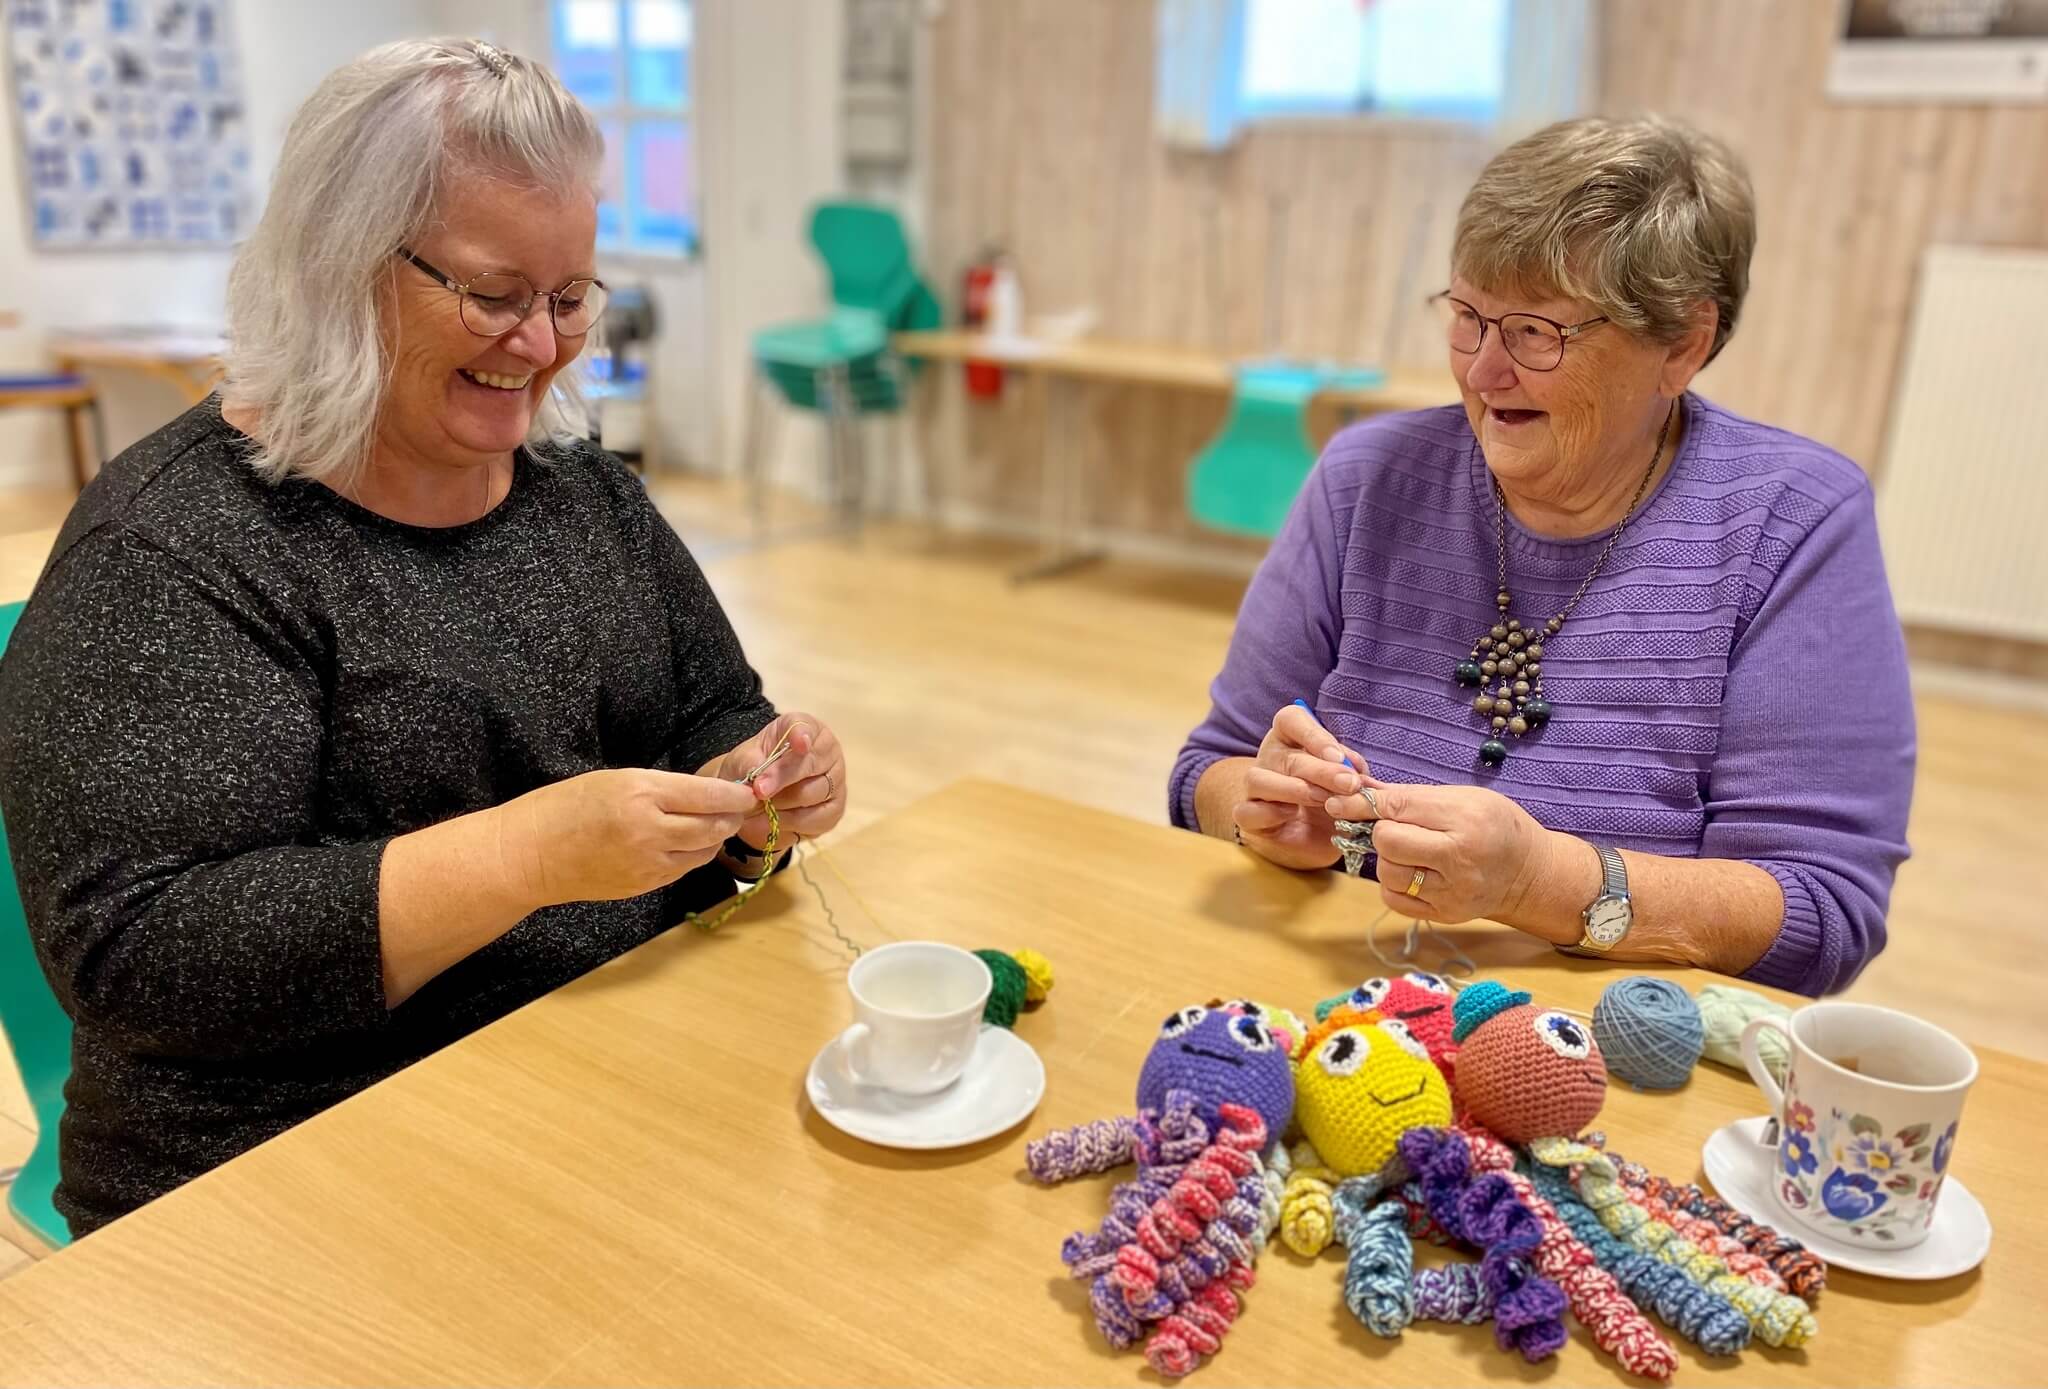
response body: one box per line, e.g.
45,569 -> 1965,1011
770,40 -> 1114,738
1400,1127 -> 1568,1363
1314,972 -> 1460,1072
1295,1019 -> 1452,1177
1612,1156 -> 1827,1301
1331,1178 -> 1414,1337
1138,1005 -> 1296,1141
1462,1127 -> 1679,1382
1522,1158 -> 1753,1356
1452,994 -> 1608,1145
1528,1136 -> 1818,1348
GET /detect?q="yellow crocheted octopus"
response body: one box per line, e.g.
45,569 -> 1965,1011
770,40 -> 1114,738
1281,1011 -> 1452,1256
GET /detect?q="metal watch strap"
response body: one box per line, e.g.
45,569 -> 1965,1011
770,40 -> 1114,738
1596,843 -> 1628,899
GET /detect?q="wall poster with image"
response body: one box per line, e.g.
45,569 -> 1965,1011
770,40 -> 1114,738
5,0 -> 253,248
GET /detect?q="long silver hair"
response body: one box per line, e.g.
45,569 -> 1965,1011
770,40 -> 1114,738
223,38 -> 603,486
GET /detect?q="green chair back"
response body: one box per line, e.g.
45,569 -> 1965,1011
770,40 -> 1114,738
1189,361 -> 1386,539
810,201 -> 917,324
0,599 -> 73,1246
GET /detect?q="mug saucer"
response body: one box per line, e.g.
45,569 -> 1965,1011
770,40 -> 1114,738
1701,1115 -> 1991,1280
806,1024 -> 1045,1151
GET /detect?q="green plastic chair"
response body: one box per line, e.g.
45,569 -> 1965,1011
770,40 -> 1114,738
745,201 -> 941,528
0,599 -> 73,1247
1188,361 -> 1387,539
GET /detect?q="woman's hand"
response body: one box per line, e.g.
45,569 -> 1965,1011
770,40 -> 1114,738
1325,780 -> 1573,936
494,768 -> 760,909
704,712 -> 848,848
1231,704 -> 1377,871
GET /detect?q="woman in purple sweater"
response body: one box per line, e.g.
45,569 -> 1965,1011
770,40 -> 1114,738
1172,117 -> 1913,996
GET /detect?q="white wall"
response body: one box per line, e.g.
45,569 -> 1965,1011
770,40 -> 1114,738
0,1 -> 439,487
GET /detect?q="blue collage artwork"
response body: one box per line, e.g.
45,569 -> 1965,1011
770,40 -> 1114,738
6,0 -> 251,248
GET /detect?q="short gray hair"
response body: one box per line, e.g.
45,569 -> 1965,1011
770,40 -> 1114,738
1453,115 -> 1756,364
223,38 -> 603,486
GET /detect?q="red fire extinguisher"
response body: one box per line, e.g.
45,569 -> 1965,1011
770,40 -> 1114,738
961,247 -> 1005,399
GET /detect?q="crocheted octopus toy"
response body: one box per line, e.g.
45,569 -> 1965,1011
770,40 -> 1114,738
1026,1001 -> 1300,1378
1385,980 -> 1823,1380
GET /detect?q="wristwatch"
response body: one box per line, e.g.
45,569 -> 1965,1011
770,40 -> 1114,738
717,834 -> 781,882
1571,843 -> 1633,952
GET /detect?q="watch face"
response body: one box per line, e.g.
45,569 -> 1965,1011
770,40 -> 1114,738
1585,898 -> 1631,947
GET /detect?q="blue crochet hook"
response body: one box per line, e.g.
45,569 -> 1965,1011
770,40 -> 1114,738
1293,698 -> 1360,772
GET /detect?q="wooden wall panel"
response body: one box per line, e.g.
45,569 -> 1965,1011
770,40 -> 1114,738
918,0 -> 2048,546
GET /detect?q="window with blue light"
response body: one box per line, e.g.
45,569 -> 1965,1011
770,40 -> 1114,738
552,0 -> 697,256
1238,0 -> 1508,124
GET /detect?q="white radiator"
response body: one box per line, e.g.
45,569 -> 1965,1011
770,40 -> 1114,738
1875,246 -> 2048,642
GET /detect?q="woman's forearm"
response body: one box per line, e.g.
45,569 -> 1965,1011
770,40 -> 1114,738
1504,831 -> 1784,976
378,803 -> 542,1008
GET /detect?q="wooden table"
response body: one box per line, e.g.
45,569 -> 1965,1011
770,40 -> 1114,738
48,329 -> 226,406
0,780 -> 2027,1386
891,331 -> 1457,581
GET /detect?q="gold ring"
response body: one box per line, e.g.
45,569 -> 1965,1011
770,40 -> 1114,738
824,770 -> 834,801
1406,869 -> 1427,897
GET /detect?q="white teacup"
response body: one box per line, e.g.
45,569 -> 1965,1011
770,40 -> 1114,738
1741,1001 -> 1976,1251
837,941 -> 991,1096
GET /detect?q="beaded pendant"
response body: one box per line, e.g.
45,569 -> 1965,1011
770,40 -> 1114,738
1450,402 -> 1675,769
1453,600 -> 1557,768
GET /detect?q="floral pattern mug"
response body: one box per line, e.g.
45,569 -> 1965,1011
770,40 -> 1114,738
1742,1001 -> 1976,1250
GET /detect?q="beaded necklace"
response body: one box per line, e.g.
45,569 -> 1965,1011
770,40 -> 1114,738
1452,402 -> 1675,768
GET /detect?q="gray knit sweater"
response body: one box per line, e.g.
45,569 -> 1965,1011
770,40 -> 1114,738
0,399 -> 776,1236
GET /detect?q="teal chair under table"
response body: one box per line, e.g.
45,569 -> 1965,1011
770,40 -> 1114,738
0,599 -> 73,1247
1188,361 -> 1386,539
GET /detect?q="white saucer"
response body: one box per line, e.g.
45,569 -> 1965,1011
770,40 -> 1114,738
1701,1115 -> 1991,1280
806,1024 -> 1045,1150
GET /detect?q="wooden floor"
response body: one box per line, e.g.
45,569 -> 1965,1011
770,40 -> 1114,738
0,471 -> 2043,1275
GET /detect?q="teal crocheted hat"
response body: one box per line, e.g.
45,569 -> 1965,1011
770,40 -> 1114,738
1452,980 -> 1532,1044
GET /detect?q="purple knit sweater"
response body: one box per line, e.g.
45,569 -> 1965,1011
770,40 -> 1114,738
1170,394 -> 1914,996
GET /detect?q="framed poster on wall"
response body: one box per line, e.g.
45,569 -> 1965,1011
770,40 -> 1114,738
1829,0 -> 2048,102
5,0 -> 253,248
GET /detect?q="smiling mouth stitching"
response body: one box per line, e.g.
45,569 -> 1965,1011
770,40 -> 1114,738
1181,1043 -> 1245,1068
1368,1079 -> 1428,1107
1394,1005 -> 1443,1020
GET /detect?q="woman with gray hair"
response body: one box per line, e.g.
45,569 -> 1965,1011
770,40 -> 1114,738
0,39 -> 847,1236
1174,116 -> 1913,996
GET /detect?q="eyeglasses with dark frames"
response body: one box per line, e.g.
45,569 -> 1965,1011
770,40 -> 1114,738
1428,291 -> 1608,372
397,247 -> 610,338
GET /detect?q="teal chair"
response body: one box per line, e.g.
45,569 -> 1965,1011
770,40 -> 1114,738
1188,361 -> 1386,539
745,201 -> 941,530
0,600 -> 73,1247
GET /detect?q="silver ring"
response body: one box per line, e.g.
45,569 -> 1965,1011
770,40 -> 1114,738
824,770 -> 834,801
1361,786 -> 1380,819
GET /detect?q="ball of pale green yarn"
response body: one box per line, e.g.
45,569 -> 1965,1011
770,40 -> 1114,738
1697,984 -> 1792,1082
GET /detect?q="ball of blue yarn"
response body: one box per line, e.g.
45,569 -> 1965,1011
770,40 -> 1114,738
1592,977 -> 1704,1090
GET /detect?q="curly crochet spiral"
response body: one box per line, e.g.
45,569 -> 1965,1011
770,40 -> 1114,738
1412,1259 -> 1495,1324
1528,1136 -> 1818,1349
1522,1159 -> 1753,1357
1610,1161 -> 1787,1290
1028,1114 -> 1140,1183
1279,1141 -> 1339,1256
1332,1179 -> 1413,1337
1606,1152 -> 1827,1301
1400,1128 -> 1569,1363
1462,1128 -> 1679,1382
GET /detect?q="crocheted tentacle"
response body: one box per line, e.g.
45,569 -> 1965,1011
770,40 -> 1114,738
1280,1139 -> 1341,1256
1332,1182 -> 1414,1337
1399,1128 -> 1568,1363
1253,1141 -> 1289,1246
1601,1158 -> 1787,1290
1523,1159 -> 1752,1357
1112,1107 -> 1268,1314
1461,1128 -> 1678,1382
1028,1113 -> 1141,1183
1530,1136 -> 1819,1349
1610,1152 -> 1827,1301
1412,1260 -> 1494,1324
1392,1181 -> 1459,1245
1144,1265 -> 1255,1378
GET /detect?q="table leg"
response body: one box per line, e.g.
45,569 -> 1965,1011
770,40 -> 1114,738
1010,374 -> 1106,584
